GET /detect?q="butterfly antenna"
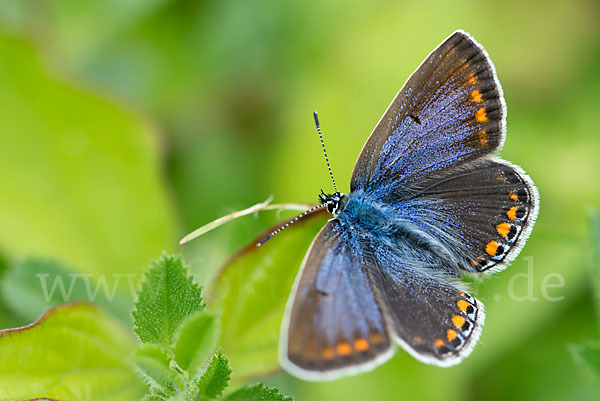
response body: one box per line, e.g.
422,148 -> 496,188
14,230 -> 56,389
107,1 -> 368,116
256,112 -> 337,247
314,111 -> 338,194
256,203 -> 327,247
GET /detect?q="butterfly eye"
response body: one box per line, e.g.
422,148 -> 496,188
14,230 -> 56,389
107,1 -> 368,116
327,202 -> 336,213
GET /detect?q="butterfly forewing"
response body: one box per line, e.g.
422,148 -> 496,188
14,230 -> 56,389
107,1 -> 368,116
351,30 -> 505,196
281,220 -> 393,380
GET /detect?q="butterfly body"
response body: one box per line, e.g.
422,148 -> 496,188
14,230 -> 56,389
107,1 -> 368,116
276,30 -> 539,381
337,191 -> 459,270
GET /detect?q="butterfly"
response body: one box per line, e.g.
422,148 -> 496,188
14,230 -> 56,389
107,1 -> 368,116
258,30 -> 539,381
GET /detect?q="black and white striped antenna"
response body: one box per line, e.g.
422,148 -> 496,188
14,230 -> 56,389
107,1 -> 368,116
256,203 -> 327,247
314,111 -> 338,194
256,111 -> 337,247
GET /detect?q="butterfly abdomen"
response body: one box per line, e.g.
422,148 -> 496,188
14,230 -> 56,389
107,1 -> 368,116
339,191 -> 465,277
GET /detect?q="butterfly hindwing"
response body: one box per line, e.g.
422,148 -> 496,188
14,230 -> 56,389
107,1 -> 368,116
281,220 -> 393,380
351,30 -> 505,196
393,157 -> 539,273
372,260 -> 483,365
347,224 -> 485,366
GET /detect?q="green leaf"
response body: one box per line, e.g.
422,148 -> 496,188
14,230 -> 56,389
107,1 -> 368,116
0,33 -> 176,278
132,253 -> 205,346
133,344 -> 179,397
1,258 -> 132,324
174,312 -> 220,377
212,210 -> 328,380
193,349 -> 232,400
0,302 -> 144,401
140,395 -> 165,401
224,384 -> 293,401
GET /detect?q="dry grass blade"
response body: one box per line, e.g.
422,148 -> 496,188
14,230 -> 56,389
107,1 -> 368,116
179,197 -> 313,244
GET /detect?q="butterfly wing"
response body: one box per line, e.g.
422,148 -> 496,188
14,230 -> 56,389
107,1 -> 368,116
366,236 -> 485,366
394,157 -> 539,272
281,220 -> 393,380
351,30 -> 505,196
283,221 -> 485,371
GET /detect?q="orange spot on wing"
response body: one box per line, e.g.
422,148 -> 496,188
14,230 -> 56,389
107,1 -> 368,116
508,206 -> 519,221
471,89 -> 483,103
476,107 -> 488,123
370,332 -> 384,344
354,338 -> 369,351
497,222 -> 511,238
509,190 -> 519,201
478,130 -> 488,146
412,336 -> 423,344
457,299 -> 470,312
486,240 -> 499,256
468,73 -> 477,85
447,329 -> 458,341
336,342 -> 352,356
469,259 -> 478,267
434,338 -> 445,348
323,348 -> 336,360
452,315 -> 466,328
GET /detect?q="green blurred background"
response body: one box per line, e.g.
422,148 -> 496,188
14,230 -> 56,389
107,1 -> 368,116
0,0 -> 599,400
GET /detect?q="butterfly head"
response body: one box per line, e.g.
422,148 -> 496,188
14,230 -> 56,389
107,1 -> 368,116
319,190 -> 348,217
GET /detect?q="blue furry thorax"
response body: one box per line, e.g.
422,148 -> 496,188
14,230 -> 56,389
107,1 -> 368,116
337,190 -> 391,233
336,189 -> 432,237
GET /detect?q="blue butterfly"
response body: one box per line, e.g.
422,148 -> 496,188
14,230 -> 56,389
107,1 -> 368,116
260,30 -> 539,381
